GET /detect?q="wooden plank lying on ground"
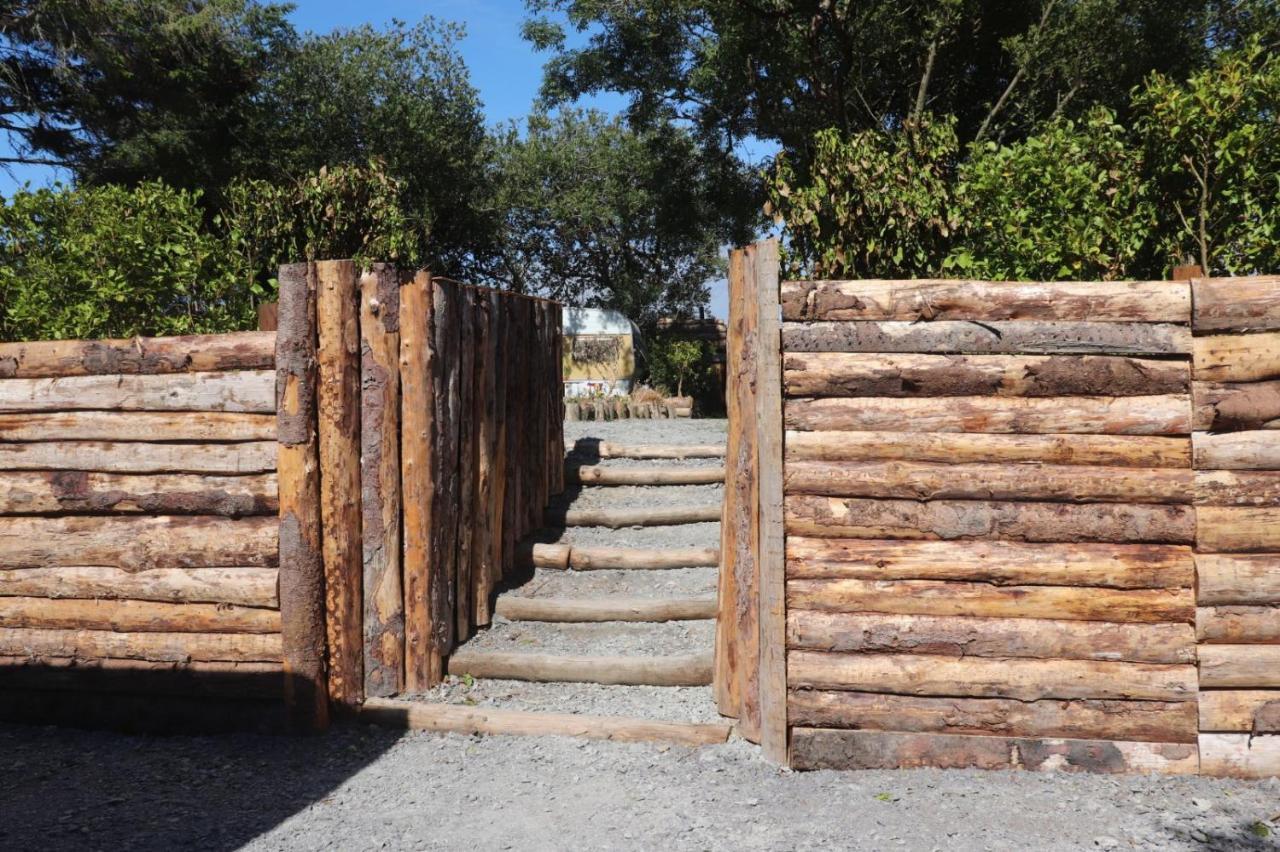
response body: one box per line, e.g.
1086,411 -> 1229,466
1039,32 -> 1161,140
1198,733 -> 1280,778
360,697 -> 731,747
1198,690 -> 1280,732
0,566 -> 278,608
785,430 -> 1190,467
790,728 -> 1198,774
1194,471 -> 1280,506
591,442 -> 726,459
785,460 -> 1190,504
787,611 -> 1194,663
1193,331 -> 1280,382
1196,606 -> 1280,643
495,595 -> 716,623
567,465 -> 725,485
785,496 -> 1195,543
548,505 -> 722,528
779,279 -> 1190,323
788,650 -> 1196,702
0,515 -> 278,569
446,650 -> 713,686
781,320 -> 1191,356
1196,554 -> 1280,605
1193,380 -> 1280,431
787,579 -> 1193,623
786,538 -> 1194,588
0,471 -> 277,515
1192,431 -> 1280,470
0,441 -> 276,474
1198,645 -> 1280,688
783,353 -> 1187,398
1192,276 -> 1280,332
0,331 -> 275,378
1196,506 -> 1280,553
785,395 -> 1190,434
0,411 -> 276,442
0,626 -> 282,662
0,596 -> 280,633
788,691 -> 1197,743
0,370 -> 276,413
520,543 -> 721,570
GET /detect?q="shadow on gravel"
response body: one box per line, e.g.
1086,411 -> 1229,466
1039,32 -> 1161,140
0,720 -> 401,851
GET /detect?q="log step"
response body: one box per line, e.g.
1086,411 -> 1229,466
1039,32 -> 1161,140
522,542 -> 721,570
546,505 -> 722,528
574,442 -> 726,460
566,465 -> 725,485
446,650 -> 713,686
359,697 -> 731,746
494,595 -> 716,623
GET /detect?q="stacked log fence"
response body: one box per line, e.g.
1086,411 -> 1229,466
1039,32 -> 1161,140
720,240 -> 1280,777
0,330 -> 286,731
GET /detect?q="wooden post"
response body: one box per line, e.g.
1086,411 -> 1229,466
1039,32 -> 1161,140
275,263 -> 328,731
473,290 -> 498,626
754,239 -> 788,765
360,264 -> 403,698
455,287 -> 476,643
316,260 -> 363,709
430,277 -> 460,658
399,271 -> 441,689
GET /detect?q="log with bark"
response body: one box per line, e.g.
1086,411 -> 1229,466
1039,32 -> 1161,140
0,370 -> 276,413
0,411 -> 276,442
0,515 -> 278,569
1194,471 -> 1280,506
0,331 -> 275,378
0,566 -> 277,608
781,320 -> 1191,356
0,471 -> 277,515
1193,380 -> 1280,431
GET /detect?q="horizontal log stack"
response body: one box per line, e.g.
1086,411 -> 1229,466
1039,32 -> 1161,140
780,276 -> 1202,774
1191,275 -> 1280,779
0,329 -> 286,731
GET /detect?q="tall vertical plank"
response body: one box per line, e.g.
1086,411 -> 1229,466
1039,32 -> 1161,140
360,264 -> 403,697
430,277 -> 461,658
275,262 -> 328,731
316,259 -> 363,709
491,294 -> 511,586
399,272 -> 440,689
755,239 -> 788,765
455,287 -> 477,643
715,250 -> 744,716
473,292 -> 498,625
551,302 -> 566,496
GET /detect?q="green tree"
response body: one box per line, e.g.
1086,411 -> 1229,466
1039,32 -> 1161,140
489,109 -> 752,326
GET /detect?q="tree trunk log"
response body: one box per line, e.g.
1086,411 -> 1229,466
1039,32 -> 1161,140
0,331 -> 275,378
0,411 -> 275,442
1196,606 -> 1280,643
0,370 -> 276,413
1193,380 -> 1280,431
567,465 -> 725,485
1198,690 -> 1280,733
0,471 -> 276,515
446,650 -> 713,686
0,515 -> 277,569
1193,331 -> 1280,382
1196,506 -> 1280,553
494,595 -> 716,622
782,320 -> 1191,356
1191,276 -> 1280,332
0,596 -> 280,633
1198,733 -> 1280,778
548,505 -> 722,528
785,430 -> 1190,467
1193,431 -> 1280,470
0,566 -> 277,608
0,626 -> 281,662
1196,554 -> 1280,605
1198,645 -> 1280,687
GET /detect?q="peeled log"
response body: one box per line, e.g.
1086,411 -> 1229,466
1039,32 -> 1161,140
0,411 -> 275,442
589,442 -> 725,459
1198,690 -> 1280,733
0,370 -> 276,413
783,353 -> 1187,398
1198,645 -> 1280,688
1192,431 -> 1280,470
787,578 -> 1192,624
1199,733 -> 1280,778
781,320 -> 1191,356
784,496 -> 1195,544
780,279 -> 1190,323
1196,606 -> 1280,643
517,544 -> 720,570
788,691 -> 1197,743
788,650 -> 1196,702
1195,554 -> 1280,605
0,566 -> 278,608
785,395 -> 1190,435
0,626 -> 282,663
790,728 -> 1198,774
0,596 -> 280,633
787,610 -> 1194,663
785,430 -> 1190,468
1193,380 -> 1280,431
548,505 -> 722,528
0,471 -> 277,515
1191,276 -> 1280,332
786,537 -> 1193,589
567,465 -> 725,485
494,595 -> 716,622
785,460 -> 1190,504
0,515 -> 278,569
1194,471 -> 1280,506
0,441 -> 276,474
1196,506 -> 1280,553
0,331 -> 275,378
1193,331 -> 1280,382
446,650 -> 713,686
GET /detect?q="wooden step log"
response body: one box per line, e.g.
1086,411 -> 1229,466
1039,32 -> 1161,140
566,465 -> 725,486
359,697 -> 731,746
446,650 -> 713,686
495,595 -> 716,623
584,442 -> 726,460
547,505 -> 722,528
520,542 -> 721,570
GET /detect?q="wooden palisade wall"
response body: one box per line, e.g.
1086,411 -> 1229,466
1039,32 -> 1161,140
1191,275 -> 1280,778
0,330 -> 287,730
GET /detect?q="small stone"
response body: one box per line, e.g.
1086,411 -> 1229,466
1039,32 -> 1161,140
1093,837 -> 1119,849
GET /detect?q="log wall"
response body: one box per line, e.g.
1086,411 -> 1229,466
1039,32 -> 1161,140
0,329 -> 286,731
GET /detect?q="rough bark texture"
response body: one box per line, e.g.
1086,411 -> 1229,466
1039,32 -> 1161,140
782,320 -> 1191,355
0,332 -> 275,378
785,430 -> 1190,467
0,411 -> 275,442
0,471 -> 277,515
1193,380 -> 1280,431
0,370 -> 276,413
1191,276 -> 1280,332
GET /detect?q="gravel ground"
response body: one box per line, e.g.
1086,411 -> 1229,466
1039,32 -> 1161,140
4,722 -> 1278,852
565,417 -> 729,450
548,483 -> 724,513
412,678 -> 723,722
456,616 -> 715,657
503,566 -> 718,600
567,455 -> 726,471
533,520 -> 721,549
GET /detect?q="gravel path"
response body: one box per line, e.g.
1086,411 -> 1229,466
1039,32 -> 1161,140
414,679 -> 722,722
457,617 -> 715,657
504,567 -> 718,600
4,722 -> 1277,851
533,521 -> 721,549
566,417 -> 729,449
548,483 -> 724,512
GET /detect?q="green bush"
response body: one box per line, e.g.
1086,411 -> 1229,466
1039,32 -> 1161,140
644,336 -> 721,411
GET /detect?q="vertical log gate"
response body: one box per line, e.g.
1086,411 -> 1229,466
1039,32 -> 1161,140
276,261 -> 564,722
